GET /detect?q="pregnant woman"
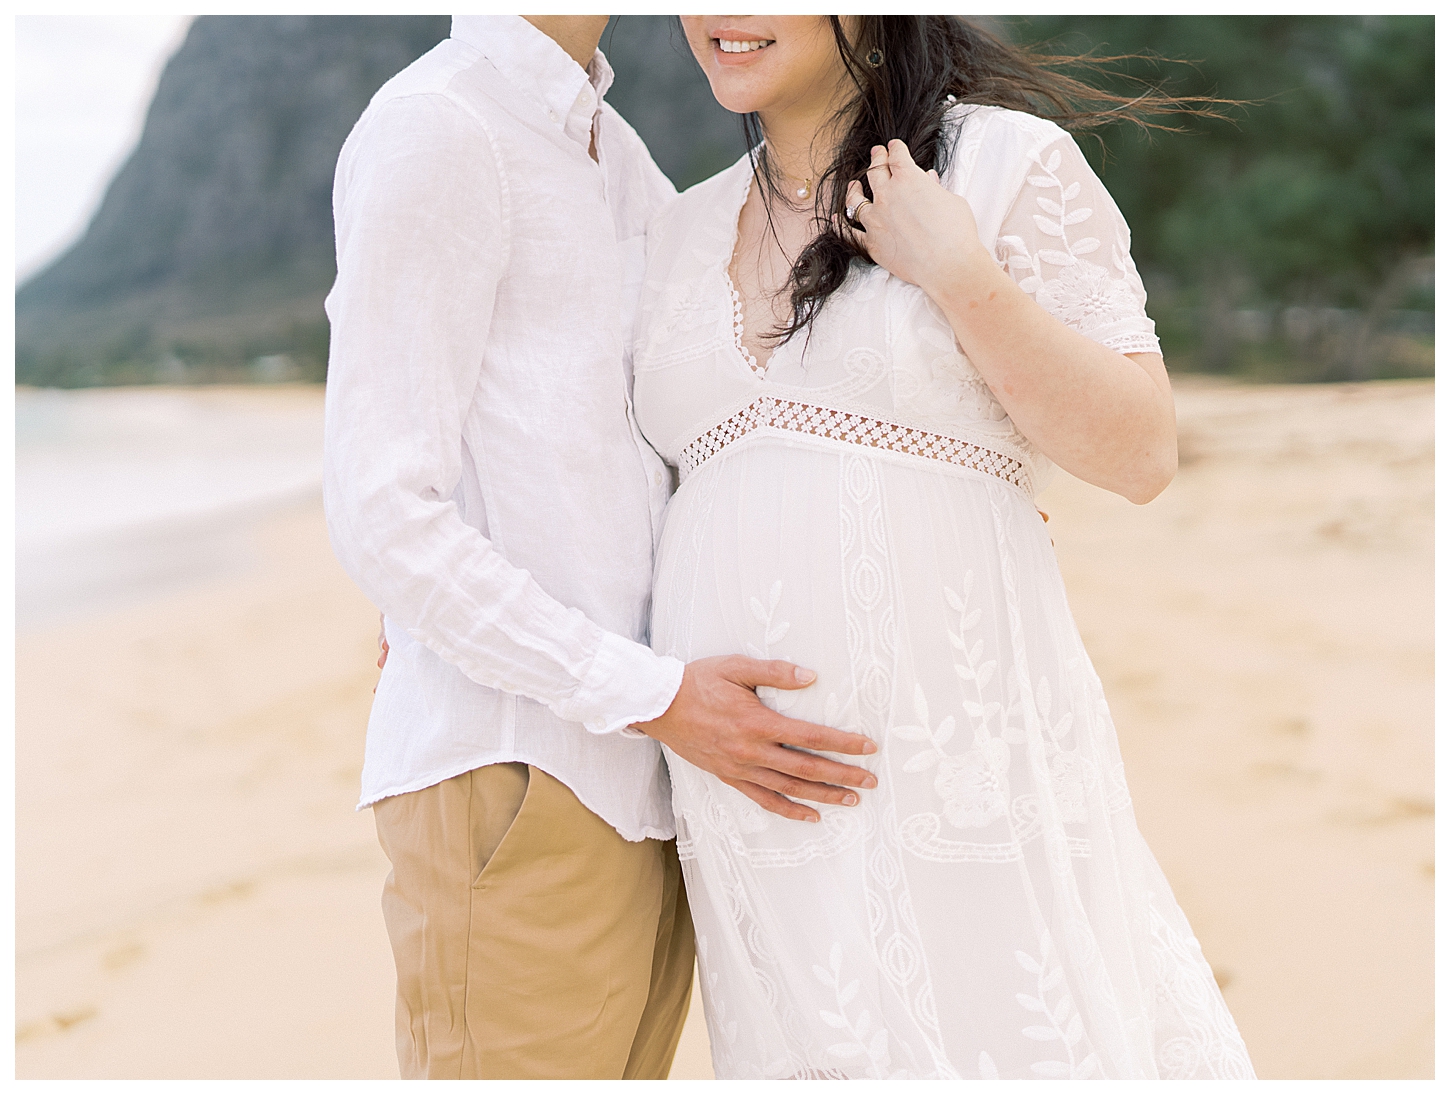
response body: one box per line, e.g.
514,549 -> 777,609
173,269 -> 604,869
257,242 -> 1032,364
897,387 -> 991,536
632,15 -> 1255,1080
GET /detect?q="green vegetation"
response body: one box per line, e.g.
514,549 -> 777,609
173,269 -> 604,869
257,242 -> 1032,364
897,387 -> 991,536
1013,15 -> 1434,380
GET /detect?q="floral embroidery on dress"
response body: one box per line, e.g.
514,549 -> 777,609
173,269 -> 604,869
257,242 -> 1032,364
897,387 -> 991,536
993,138 -> 1157,355
814,942 -> 894,1077
1032,675 -> 1094,825
934,747 -> 1010,828
1032,261 -> 1143,334
1037,259 -> 1146,333
1050,751 -> 1088,824
746,578 -> 790,657
894,684 -> 1009,829
892,571 -> 1017,834
996,145 -> 1100,295
643,274 -> 714,351
1004,931 -> 1104,1079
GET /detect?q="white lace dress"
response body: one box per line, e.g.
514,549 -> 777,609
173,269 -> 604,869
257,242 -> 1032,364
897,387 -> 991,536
632,105 -> 1255,1081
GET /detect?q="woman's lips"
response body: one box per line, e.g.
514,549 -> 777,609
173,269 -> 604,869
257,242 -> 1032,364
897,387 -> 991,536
712,36 -> 774,65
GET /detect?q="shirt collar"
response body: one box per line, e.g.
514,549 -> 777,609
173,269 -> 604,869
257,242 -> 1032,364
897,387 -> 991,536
451,15 -> 613,142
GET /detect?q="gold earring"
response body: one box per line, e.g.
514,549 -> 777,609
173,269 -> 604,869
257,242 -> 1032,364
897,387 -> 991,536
866,48 -> 884,68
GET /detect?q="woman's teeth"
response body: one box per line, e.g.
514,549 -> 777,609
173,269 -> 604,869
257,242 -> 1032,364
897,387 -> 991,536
717,39 -> 772,53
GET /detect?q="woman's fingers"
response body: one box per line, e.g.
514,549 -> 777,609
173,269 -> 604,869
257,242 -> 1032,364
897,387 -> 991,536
863,141 -> 921,205
865,143 -> 891,183
885,138 -> 918,175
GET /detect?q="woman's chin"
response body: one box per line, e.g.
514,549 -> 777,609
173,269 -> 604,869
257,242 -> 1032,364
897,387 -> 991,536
705,82 -> 770,118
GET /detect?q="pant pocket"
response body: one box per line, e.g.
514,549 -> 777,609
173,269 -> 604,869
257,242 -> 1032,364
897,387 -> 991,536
471,762 -> 530,888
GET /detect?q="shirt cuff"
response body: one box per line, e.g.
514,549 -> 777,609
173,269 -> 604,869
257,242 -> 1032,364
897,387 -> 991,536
561,631 -> 685,737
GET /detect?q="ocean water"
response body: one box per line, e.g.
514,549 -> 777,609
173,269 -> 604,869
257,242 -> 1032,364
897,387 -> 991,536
16,386 -> 326,628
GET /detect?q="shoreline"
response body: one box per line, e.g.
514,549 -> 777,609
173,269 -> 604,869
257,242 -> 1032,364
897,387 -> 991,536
16,384 -> 327,631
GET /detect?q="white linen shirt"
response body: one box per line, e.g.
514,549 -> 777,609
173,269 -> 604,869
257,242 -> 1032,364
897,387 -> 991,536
323,15 -> 683,840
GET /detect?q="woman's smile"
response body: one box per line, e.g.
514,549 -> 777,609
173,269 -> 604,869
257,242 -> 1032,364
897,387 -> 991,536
709,27 -> 775,66
710,33 -> 771,58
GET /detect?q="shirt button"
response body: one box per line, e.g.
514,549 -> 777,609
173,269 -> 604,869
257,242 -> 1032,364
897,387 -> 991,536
654,471 -> 663,486
548,109 -> 559,122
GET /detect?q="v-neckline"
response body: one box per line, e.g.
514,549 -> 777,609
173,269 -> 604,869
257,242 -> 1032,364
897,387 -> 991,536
724,269 -> 770,380
723,155 -> 779,382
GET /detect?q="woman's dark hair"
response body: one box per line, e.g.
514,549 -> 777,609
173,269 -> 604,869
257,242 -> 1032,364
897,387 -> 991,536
750,16 -> 1228,344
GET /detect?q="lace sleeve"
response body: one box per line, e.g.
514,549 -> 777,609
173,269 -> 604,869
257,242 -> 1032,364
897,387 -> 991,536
995,133 -> 1161,357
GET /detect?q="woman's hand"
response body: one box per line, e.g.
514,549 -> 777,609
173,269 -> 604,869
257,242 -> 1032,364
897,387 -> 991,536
845,139 -> 991,297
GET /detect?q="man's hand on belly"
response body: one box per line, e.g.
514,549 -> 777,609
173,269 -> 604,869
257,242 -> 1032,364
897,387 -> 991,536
635,656 -> 878,823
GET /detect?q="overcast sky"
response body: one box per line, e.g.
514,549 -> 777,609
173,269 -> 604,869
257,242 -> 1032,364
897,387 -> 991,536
15,15 -> 194,281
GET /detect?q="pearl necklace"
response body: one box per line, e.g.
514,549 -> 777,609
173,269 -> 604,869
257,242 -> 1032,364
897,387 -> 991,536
762,144 -> 817,203
768,169 -> 817,204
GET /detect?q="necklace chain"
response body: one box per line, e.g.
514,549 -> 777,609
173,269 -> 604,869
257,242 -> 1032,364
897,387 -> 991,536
763,145 -> 818,204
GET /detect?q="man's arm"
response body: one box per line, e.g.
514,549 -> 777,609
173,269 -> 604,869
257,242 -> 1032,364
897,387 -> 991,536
329,93 -> 875,818
327,92 -> 679,733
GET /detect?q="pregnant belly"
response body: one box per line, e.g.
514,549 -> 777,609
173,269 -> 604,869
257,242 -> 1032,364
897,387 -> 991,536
653,440 -> 1126,884
651,440 -> 1083,864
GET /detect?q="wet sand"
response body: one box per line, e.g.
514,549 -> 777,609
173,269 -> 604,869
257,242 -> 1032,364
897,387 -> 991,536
14,378 -> 1433,1079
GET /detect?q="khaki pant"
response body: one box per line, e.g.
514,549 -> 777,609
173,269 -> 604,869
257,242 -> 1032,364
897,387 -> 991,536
373,763 -> 694,1079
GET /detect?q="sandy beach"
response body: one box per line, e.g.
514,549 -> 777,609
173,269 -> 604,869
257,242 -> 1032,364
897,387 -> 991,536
14,377 -> 1432,1080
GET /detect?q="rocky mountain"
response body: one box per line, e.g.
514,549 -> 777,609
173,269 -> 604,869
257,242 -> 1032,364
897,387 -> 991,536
16,15 -> 741,387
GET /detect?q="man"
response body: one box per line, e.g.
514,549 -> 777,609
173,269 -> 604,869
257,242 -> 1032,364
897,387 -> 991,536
323,15 -> 877,1081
